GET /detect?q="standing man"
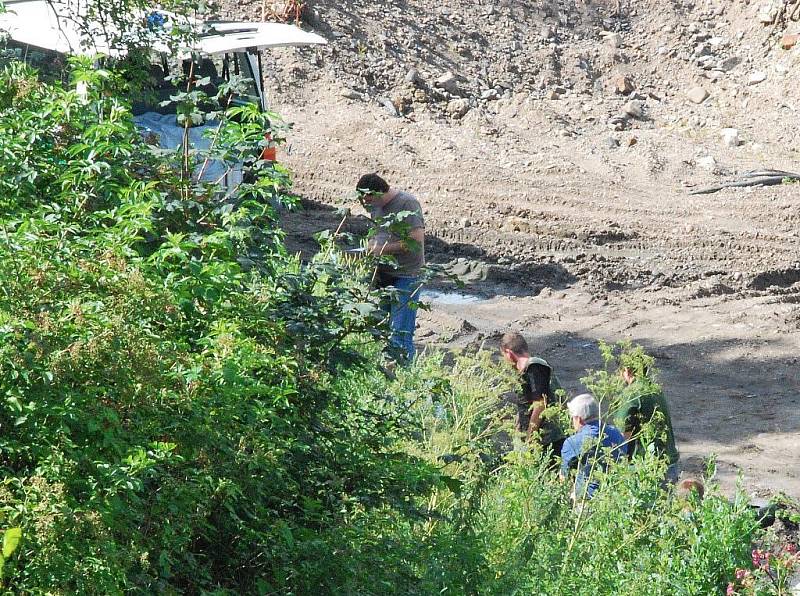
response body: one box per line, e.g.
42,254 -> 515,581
613,366 -> 680,483
357,173 -> 425,362
499,332 -> 566,459
561,393 -> 627,500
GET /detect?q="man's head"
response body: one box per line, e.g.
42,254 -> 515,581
356,173 -> 390,206
567,393 -> 599,430
499,332 -> 529,367
676,478 -> 705,500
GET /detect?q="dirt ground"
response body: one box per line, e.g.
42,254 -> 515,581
238,0 -> 800,498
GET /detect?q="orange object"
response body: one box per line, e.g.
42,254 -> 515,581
261,132 -> 277,161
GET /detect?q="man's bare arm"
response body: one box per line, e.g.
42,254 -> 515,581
369,227 -> 424,256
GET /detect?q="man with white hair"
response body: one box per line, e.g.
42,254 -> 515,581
560,393 -> 627,499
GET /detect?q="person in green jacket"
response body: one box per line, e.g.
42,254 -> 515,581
614,366 -> 680,483
499,332 -> 567,460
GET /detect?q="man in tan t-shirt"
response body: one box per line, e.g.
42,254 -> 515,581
357,173 -> 425,362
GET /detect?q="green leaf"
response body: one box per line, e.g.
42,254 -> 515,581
3,527 -> 21,558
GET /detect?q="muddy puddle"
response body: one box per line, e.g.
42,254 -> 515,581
422,289 -> 487,305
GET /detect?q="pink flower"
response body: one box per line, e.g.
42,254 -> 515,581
726,582 -> 736,596
735,568 -> 749,580
786,543 -> 797,555
752,549 -> 762,567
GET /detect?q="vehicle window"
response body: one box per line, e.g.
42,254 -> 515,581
1,41 -> 69,83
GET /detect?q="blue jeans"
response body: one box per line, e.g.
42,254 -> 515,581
380,275 -> 421,362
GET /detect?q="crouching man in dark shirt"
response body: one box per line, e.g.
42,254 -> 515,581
499,331 -> 566,460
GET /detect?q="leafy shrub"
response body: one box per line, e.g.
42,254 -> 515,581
0,59 -> 447,593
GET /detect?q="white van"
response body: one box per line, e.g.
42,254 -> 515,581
0,0 -> 326,187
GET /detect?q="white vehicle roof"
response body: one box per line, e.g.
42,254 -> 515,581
0,0 -> 326,57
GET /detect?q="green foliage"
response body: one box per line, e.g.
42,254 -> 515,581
0,59 -> 436,593
582,339 -> 660,412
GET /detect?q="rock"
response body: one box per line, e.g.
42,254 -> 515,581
626,136 -> 638,147
780,33 -> 799,50
435,70 -> 459,94
609,115 -> 628,131
721,128 -> 740,147
757,0 -> 779,23
460,319 -> 477,333
748,71 -> 767,85
622,100 -> 643,119
460,217 -> 472,228
686,86 -> 710,104
404,68 -> 420,85
546,88 -> 564,100
378,97 -> 399,117
541,24 -> 555,40
446,98 -> 470,118
604,32 -> 623,48
697,155 -> 717,171
719,56 -> 741,72
611,74 -> 635,95
391,92 -> 411,114
341,89 -> 363,100
604,136 -> 620,149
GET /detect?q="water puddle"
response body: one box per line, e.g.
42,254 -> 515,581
422,290 -> 486,305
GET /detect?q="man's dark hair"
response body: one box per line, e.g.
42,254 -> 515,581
356,173 -> 390,195
500,332 -> 529,355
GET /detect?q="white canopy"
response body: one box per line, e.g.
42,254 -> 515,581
0,0 -> 326,57
199,22 -> 327,53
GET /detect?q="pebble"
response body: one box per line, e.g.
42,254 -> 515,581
622,100 -> 643,119
748,71 -> 767,85
686,86 -> 710,104
435,70 -> 459,94
697,155 -> 717,171
446,98 -> 470,118
721,128 -> 740,148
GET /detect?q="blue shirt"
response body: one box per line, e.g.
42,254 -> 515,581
560,420 -> 627,499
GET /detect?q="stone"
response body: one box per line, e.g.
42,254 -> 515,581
697,155 -> 717,171
757,0 -> 778,23
546,88 -> 563,100
721,128 -> 740,147
341,89 -> 363,100
748,71 -> 767,85
622,100 -> 643,119
604,32 -> 623,48
435,70 -> 459,94
780,33 -> 799,50
611,74 -> 635,95
446,98 -> 470,118
604,136 -> 620,149
378,97 -> 399,117
719,56 -> 741,72
686,86 -> 710,104
404,68 -> 420,85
